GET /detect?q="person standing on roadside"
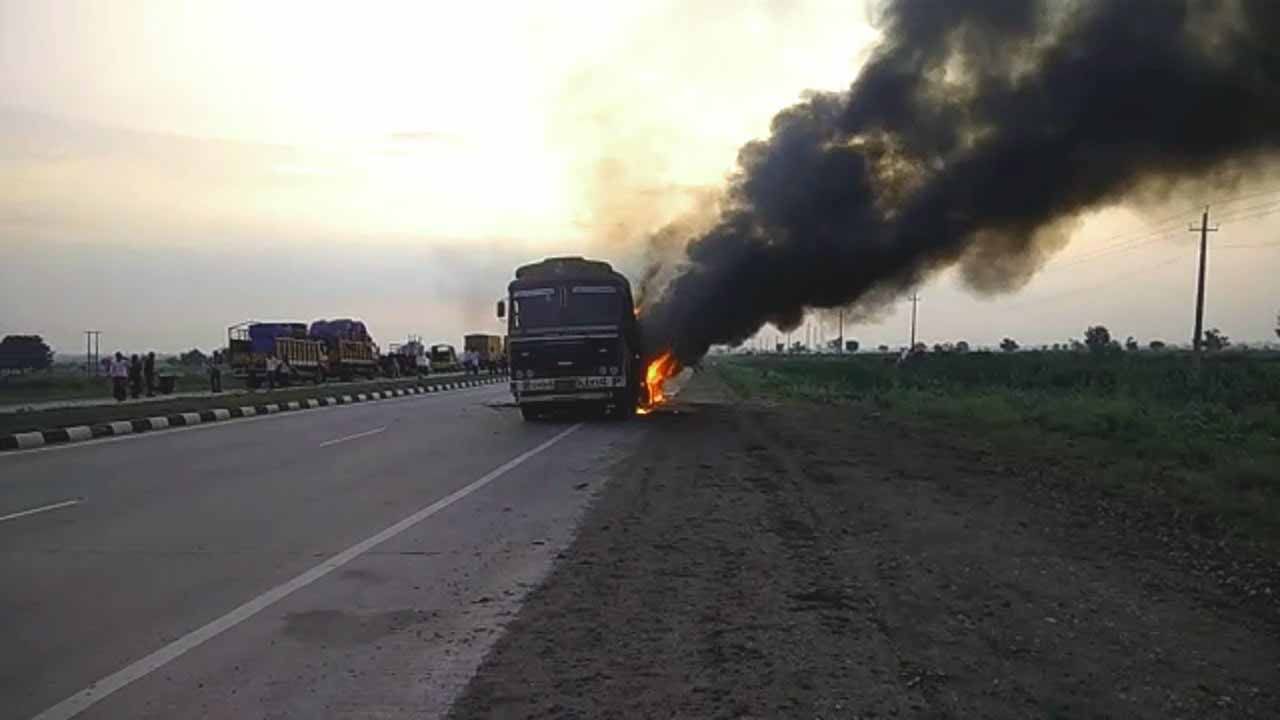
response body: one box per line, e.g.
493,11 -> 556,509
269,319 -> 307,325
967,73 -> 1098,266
144,351 -> 156,397
110,352 -> 129,402
209,351 -> 223,393
264,353 -> 278,391
128,354 -> 143,399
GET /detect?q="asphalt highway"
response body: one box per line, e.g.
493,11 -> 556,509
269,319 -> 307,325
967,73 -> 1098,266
0,383 -> 645,719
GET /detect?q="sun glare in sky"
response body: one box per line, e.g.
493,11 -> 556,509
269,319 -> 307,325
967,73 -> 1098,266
1,1 -> 1277,353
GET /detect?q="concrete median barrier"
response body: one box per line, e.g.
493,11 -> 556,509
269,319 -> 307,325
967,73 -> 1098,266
0,375 -> 509,452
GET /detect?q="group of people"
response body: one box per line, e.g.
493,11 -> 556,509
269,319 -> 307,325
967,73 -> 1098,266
104,350 -> 226,402
105,351 -> 158,402
461,351 -> 505,375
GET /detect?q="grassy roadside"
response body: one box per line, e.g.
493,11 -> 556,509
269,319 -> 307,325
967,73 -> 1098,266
0,373 -> 492,436
0,372 -> 210,405
716,353 -> 1280,545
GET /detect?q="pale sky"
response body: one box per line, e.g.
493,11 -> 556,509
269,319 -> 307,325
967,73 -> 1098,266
2,0 -> 1277,356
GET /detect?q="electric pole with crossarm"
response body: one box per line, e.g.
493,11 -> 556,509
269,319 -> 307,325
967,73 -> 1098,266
1189,207 -> 1218,370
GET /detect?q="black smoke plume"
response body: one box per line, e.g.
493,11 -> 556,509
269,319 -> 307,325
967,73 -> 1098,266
638,0 -> 1280,363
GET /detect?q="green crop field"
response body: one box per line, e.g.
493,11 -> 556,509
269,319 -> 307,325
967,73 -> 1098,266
718,351 -> 1280,545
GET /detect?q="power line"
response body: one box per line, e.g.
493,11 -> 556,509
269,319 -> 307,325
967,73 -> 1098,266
1210,198 -> 1280,223
1219,241 -> 1280,249
1042,187 -> 1280,271
1003,250 -> 1190,311
1205,182 -> 1280,210
1210,204 -> 1280,225
1046,210 -> 1196,268
1043,226 -> 1187,272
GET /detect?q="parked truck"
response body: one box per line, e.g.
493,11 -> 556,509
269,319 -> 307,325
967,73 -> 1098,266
463,333 -> 504,371
387,336 -> 431,376
309,318 -> 379,381
226,321 -> 327,387
499,256 -> 642,420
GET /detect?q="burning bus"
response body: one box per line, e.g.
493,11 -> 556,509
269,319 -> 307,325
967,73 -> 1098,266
499,256 -> 647,420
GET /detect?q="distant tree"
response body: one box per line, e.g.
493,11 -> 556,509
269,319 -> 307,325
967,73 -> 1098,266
179,348 -> 208,365
1051,343 -> 1062,351
0,335 -> 53,372
1000,337 -> 1019,353
1203,328 -> 1230,352
955,340 -> 970,353
878,344 -> 890,353
1084,325 -> 1113,353
845,340 -> 860,353
1148,340 -> 1166,351
932,343 -> 946,353
1070,339 -> 1085,352
912,342 -> 928,355
1275,312 -> 1279,340
1124,336 -> 1140,352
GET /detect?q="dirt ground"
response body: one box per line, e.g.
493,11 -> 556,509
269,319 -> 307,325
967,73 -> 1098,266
450,369 -> 1279,719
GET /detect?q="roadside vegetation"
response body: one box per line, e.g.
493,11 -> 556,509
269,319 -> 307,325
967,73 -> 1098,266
718,348 -> 1280,545
0,367 -> 210,405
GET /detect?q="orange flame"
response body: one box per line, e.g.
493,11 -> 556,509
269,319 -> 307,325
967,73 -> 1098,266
638,350 -> 679,414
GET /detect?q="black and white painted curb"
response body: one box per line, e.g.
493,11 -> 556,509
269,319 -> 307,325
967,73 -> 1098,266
0,375 -> 509,452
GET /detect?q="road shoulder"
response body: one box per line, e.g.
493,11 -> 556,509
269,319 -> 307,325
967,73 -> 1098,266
450,369 -> 1279,718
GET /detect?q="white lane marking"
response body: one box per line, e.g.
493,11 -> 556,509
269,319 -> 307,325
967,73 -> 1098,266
1,384 -> 506,458
28,422 -> 583,720
317,426 -> 387,448
0,498 -> 82,524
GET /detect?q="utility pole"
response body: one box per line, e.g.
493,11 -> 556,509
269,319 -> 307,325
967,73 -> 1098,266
908,292 -> 920,349
1189,207 -> 1218,370
84,330 -> 102,377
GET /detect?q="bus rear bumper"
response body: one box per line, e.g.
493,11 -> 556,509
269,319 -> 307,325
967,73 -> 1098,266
516,391 -> 613,404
